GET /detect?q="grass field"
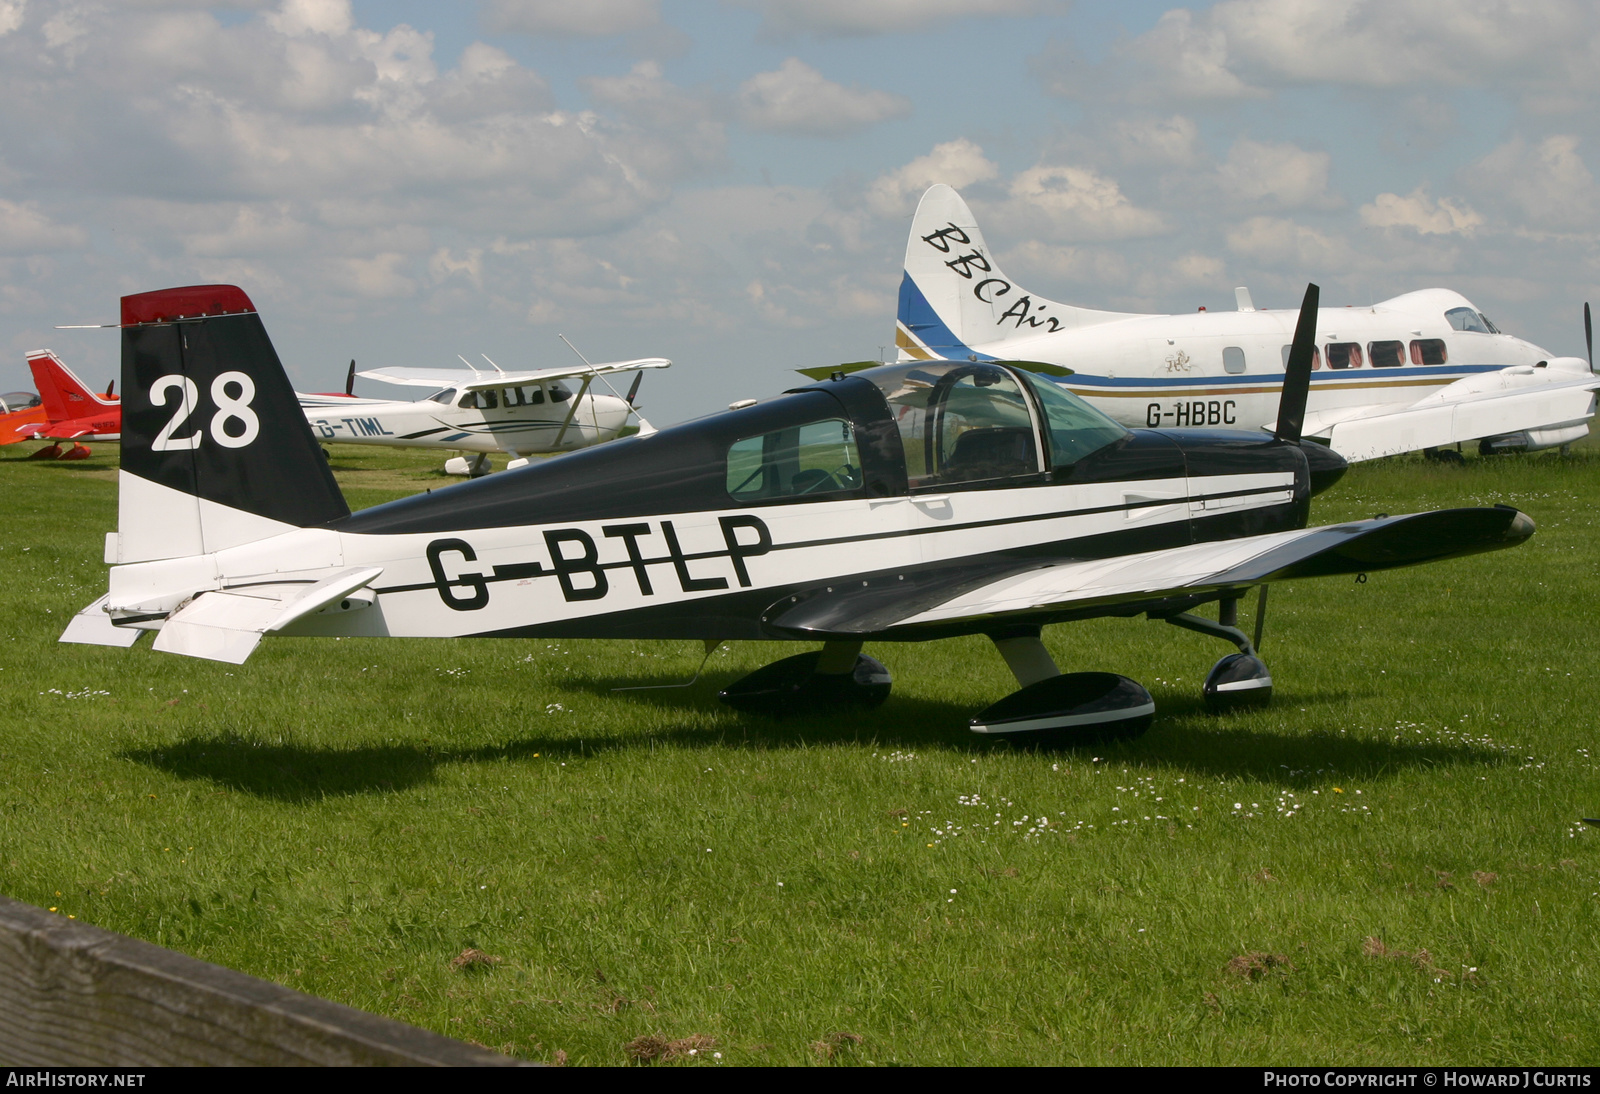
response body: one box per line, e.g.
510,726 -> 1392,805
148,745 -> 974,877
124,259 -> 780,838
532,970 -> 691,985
1,438 -> 1597,1066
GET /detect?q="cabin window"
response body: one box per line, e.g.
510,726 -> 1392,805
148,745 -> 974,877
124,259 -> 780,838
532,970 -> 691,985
1445,307 -> 1489,333
1368,340 -> 1406,368
548,382 -> 572,403
428,388 -> 455,405
500,385 -> 543,407
1410,338 -> 1448,365
1281,345 -> 1323,370
1018,372 -> 1128,470
1325,342 -> 1363,369
726,418 -> 863,502
1222,347 -> 1246,374
458,389 -> 498,410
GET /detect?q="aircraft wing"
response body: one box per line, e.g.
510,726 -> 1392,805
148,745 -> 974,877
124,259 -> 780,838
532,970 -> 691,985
1325,369 -> 1599,463
357,358 -> 671,390
766,507 -> 1532,639
31,411 -> 121,440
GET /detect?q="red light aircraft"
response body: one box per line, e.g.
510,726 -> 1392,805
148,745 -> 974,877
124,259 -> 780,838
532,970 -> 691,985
7,350 -> 121,459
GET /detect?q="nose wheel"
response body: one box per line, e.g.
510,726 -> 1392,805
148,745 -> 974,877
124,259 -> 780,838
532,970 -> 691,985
1162,588 -> 1274,711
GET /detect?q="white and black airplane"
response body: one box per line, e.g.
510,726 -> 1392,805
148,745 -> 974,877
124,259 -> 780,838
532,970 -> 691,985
61,282 -> 1532,742
298,355 -> 670,475
894,185 -> 1599,463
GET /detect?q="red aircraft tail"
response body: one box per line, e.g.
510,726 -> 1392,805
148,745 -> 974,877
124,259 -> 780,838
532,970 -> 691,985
28,350 -> 117,422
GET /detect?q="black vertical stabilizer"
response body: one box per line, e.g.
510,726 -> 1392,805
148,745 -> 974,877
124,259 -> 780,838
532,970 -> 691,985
120,285 -> 349,528
1275,283 -> 1318,445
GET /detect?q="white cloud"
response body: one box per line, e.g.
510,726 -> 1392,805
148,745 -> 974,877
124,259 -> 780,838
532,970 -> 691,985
0,1 -> 24,38
1225,215 -> 1349,268
736,58 -> 909,137
339,252 -> 417,298
1360,187 -> 1483,236
1467,135 -> 1599,232
267,0 -> 354,38
481,0 -> 658,37
731,0 -> 1045,36
1119,8 -> 1264,100
180,202 -> 313,257
864,138 -> 999,217
428,246 -> 484,288
1216,138 -> 1339,209
1108,115 -> 1204,167
0,198 -> 85,253
1112,0 -> 1600,102
999,164 -> 1168,242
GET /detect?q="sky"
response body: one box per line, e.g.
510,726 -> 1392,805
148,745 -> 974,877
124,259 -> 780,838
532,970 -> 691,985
1,0 -> 1597,424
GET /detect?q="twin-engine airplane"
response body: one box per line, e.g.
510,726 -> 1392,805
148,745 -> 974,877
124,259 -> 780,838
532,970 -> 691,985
298,354 -> 670,475
894,185 -> 1598,463
62,283 -> 1532,742
3,350 -> 121,459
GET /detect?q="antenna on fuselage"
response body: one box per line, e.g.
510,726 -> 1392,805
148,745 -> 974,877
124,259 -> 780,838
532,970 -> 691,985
481,354 -> 506,375
1274,283 -> 1319,446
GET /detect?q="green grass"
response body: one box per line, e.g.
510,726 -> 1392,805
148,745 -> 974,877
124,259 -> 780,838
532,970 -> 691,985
2,439 -> 1598,1065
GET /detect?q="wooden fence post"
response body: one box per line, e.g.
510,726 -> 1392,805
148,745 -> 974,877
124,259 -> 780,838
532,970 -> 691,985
0,895 -> 534,1066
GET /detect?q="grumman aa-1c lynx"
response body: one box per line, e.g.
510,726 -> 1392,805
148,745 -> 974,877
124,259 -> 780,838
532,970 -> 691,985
62,283 -> 1532,743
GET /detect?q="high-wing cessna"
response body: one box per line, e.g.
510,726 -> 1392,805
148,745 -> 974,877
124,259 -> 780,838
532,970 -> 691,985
62,283 -> 1532,742
894,185 -> 1598,463
5,350 -> 121,459
298,355 -> 669,475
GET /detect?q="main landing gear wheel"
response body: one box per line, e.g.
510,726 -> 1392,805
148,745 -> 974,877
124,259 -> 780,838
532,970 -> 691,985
28,444 -> 62,460
970,672 -> 1154,746
718,649 -> 891,716
58,443 -> 92,461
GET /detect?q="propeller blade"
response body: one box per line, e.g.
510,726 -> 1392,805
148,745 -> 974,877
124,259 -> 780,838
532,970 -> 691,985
1585,302 -> 1592,371
345,359 -> 356,396
1275,283 -> 1319,445
625,370 -> 644,406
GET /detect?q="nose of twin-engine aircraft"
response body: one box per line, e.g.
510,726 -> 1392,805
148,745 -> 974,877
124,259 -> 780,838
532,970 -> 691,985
1301,441 -> 1348,497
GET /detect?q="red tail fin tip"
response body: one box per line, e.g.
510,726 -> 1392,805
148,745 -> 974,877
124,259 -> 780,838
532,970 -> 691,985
120,284 -> 256,327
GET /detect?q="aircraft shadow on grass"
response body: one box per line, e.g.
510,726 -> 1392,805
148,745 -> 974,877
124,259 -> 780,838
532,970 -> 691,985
121,680 -> 1510,801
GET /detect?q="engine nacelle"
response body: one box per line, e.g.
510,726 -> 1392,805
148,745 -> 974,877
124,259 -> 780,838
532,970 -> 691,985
1479,422 -> 1591,454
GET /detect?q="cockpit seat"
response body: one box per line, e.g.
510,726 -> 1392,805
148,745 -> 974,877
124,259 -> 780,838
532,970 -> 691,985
942,427 -> 1036,482
790,468 -> 840,494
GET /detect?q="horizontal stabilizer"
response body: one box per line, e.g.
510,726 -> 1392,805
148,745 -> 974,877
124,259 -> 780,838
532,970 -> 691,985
359,358 -> 671,390
59,595 -> 142,648
150,566 -> 383,664
767,508 -> 1532,638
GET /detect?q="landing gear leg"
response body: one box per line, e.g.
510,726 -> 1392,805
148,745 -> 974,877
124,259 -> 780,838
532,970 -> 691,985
718,639 -> 891,715
1164,592 -> 1273,711
969,626 -> 1153,744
